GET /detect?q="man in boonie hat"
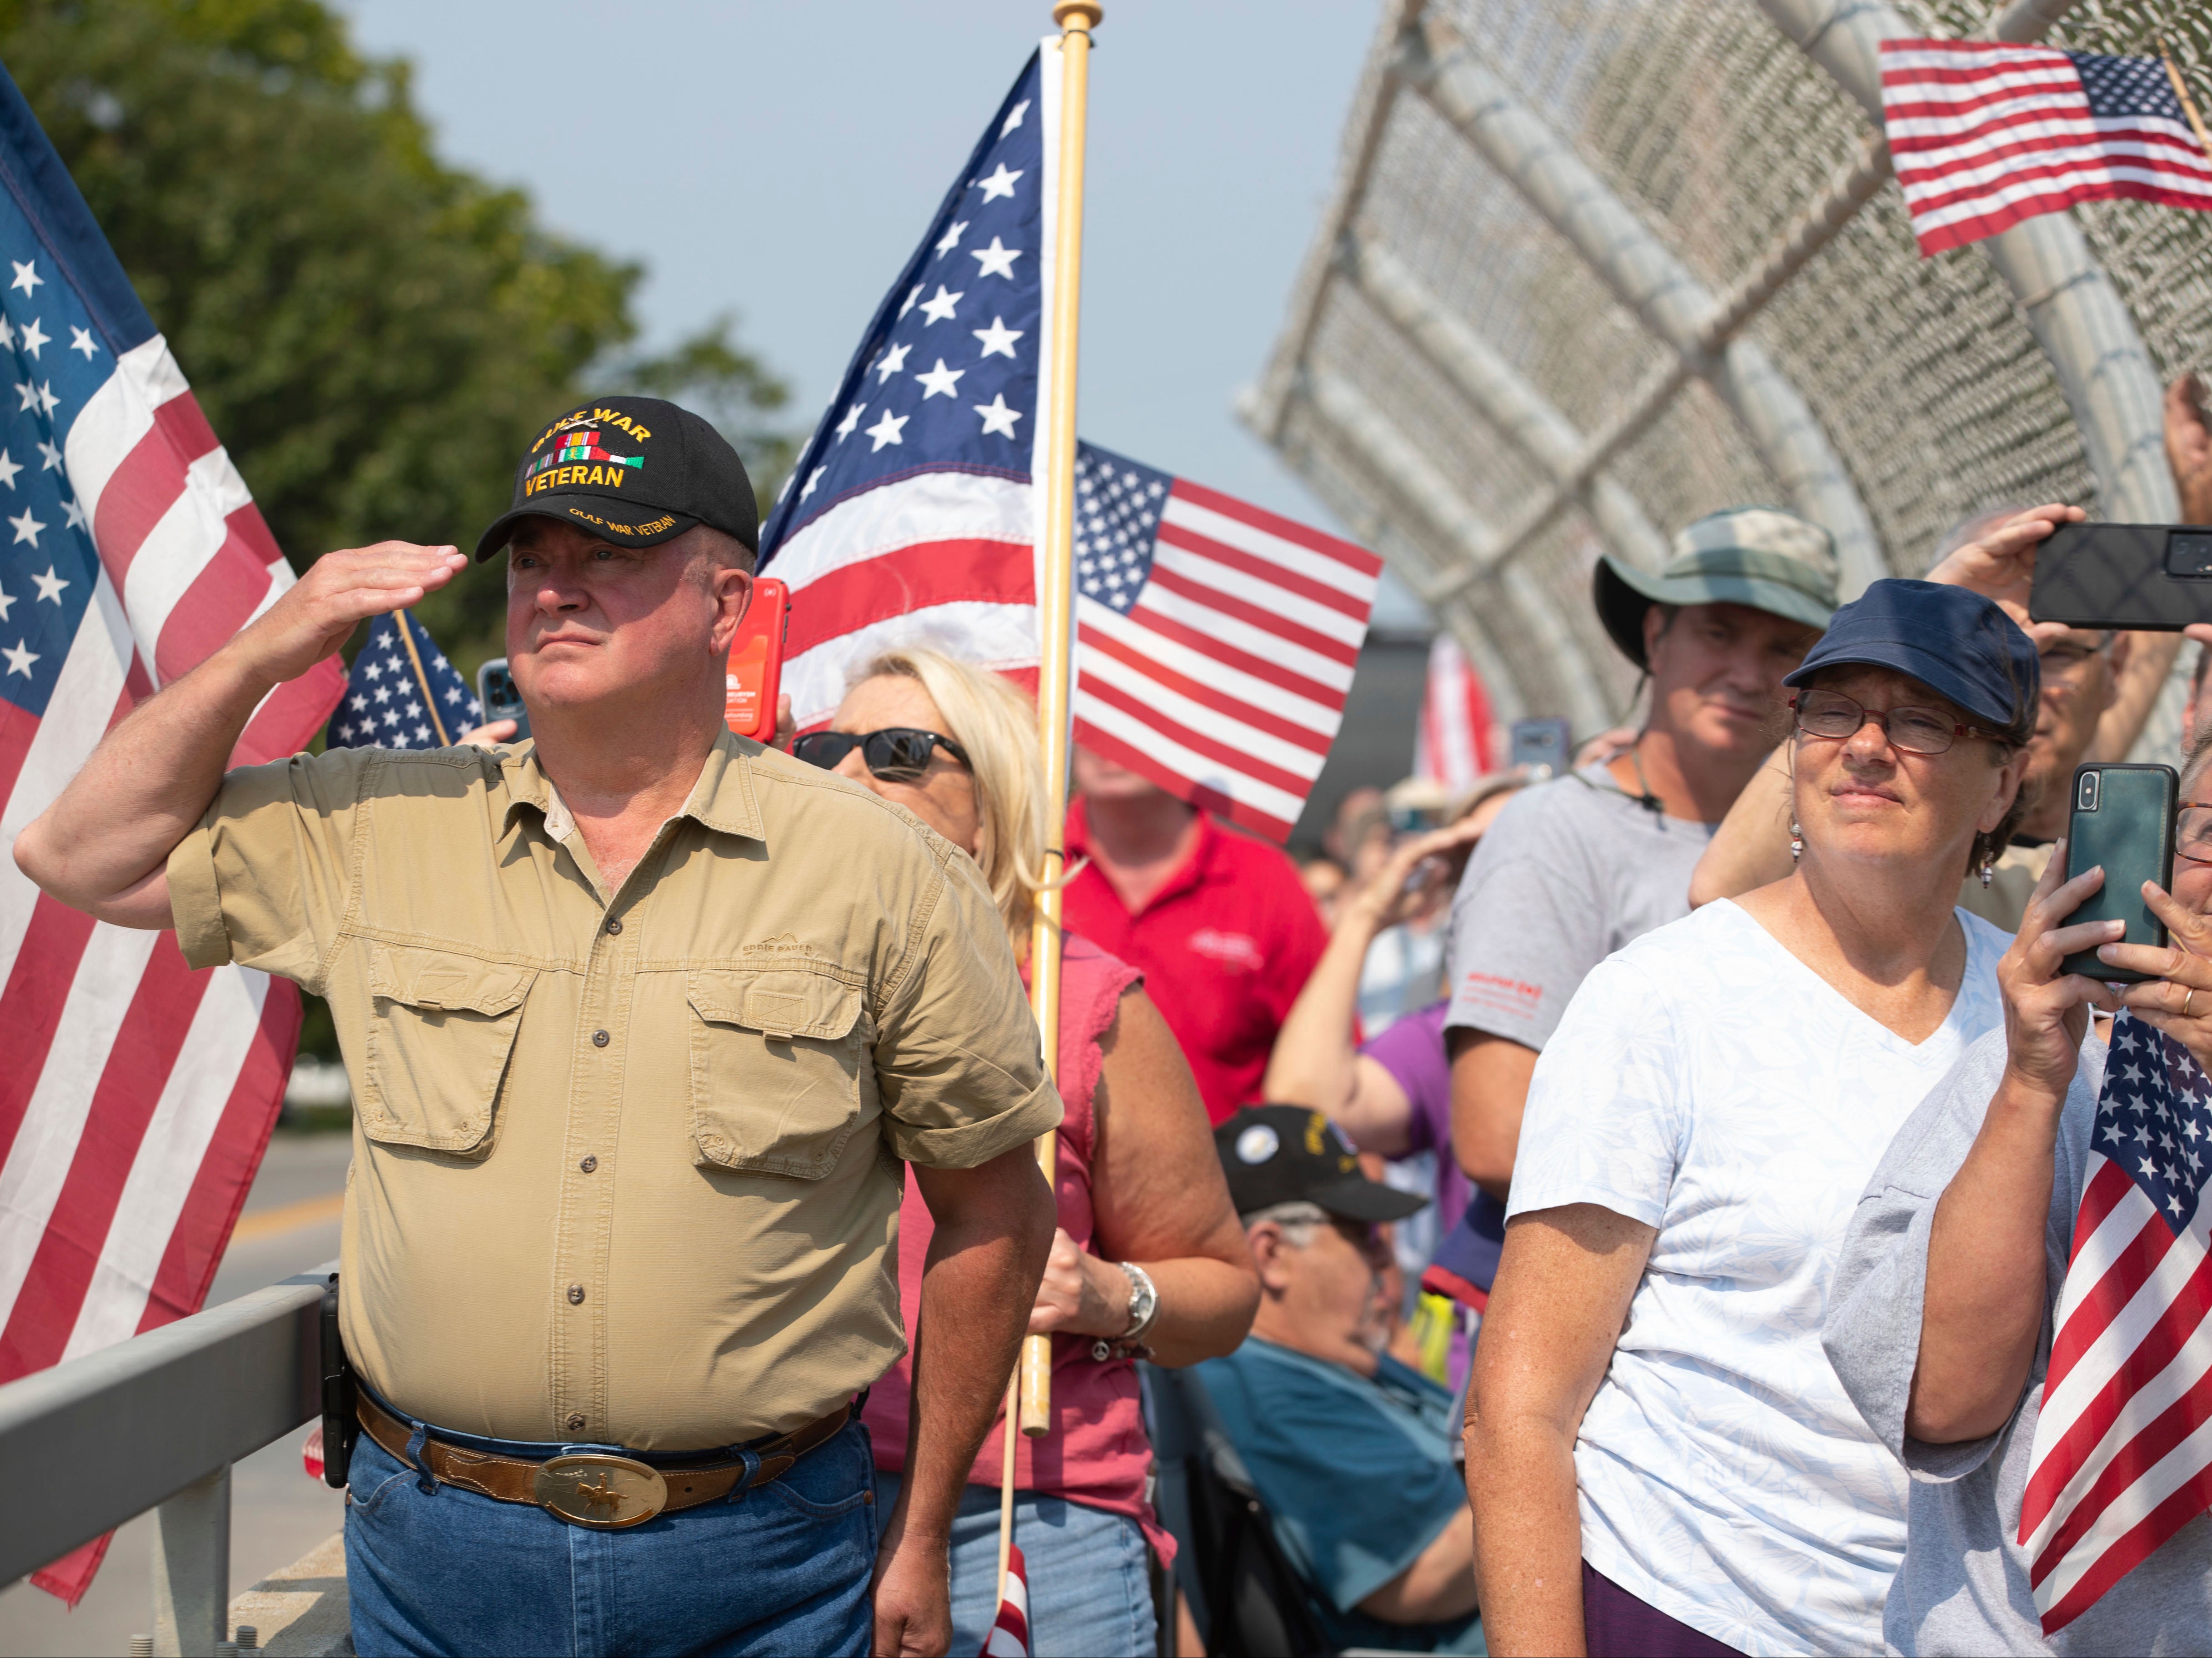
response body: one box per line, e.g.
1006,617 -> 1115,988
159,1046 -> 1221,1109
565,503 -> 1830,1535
1441,505 -> 1837,1228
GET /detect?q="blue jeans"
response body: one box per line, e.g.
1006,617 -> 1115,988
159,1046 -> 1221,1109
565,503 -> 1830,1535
872,1473 -> 1157,1658
345,1419 -> 879,1657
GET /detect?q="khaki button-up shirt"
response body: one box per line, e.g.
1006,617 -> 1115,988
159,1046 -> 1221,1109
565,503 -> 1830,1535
170,731 -> 1059,1450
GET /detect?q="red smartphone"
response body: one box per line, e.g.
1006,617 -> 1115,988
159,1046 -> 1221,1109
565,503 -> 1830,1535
724,577 -> 790,743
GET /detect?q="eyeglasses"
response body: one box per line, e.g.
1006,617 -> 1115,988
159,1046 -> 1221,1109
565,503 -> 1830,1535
1790,689 -> 1997,757
2177,804 -> 2212,866
790,727 -> 971,783
2038,641 -> 2108,680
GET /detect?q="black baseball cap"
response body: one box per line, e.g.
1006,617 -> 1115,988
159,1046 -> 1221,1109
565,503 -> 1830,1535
1214,1105 -> 1428,1225
474,395 -> 759,562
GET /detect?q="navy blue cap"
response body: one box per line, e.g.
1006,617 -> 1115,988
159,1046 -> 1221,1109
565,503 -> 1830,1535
1782,578 -> 2037,737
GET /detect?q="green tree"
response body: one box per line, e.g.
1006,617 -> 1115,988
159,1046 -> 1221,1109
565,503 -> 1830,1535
0,0 -> 795,1066
0,0 -> 793,668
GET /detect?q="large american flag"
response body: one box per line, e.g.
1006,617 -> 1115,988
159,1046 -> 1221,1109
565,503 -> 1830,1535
757,43 -> 1379,843
0,64 -> 341,1601
2021,1011 -> 2212,1633
1880,40 -> 2212,256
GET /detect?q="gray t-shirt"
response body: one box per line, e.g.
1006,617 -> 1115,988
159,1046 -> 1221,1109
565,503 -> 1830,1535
1826,1026 -> 2212,1655
1444,765 -> 1716,1050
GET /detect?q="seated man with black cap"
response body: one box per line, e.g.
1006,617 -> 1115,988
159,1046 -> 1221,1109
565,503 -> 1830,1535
1445,508 -> 1835,1245
13,396 -> 1062,1658
1193,1105 -> 1483,1655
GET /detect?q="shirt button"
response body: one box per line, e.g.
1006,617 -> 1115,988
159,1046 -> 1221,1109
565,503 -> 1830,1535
566,1413 -> 587,1432
591,1029 -> 610,1048
579,1155 -> 598,1173
567,1284 -> 586,1304
605,918 -> 623,936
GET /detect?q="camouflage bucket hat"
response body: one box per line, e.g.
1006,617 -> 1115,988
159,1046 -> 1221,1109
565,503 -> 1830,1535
1593,505 -> 1840,670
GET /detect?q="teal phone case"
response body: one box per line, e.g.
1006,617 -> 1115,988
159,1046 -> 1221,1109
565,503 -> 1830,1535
2062,762 -> 2177,982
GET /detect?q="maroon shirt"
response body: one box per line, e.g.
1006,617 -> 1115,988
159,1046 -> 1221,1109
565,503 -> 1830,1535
1062,799 -> 1327,1125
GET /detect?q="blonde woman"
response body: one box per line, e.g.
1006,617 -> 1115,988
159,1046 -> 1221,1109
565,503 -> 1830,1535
792,647 -> 1258,1658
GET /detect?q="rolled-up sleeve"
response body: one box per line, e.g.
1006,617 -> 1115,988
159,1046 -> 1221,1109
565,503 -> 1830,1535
167,747 -> 374,988
1825,1027 -> 2098,1483
869,841 -> 1062,1168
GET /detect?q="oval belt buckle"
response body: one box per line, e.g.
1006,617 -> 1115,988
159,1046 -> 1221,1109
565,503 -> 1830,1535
534,1454 -> 668,1529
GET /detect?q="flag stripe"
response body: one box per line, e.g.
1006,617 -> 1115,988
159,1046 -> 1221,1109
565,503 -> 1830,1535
1148,545 -> 1368,654
1168,476 -> 1384,573
136,976 -> 292,1335
1074,694 -> 1304,833
1077,652 -> 1324,789
1079,618 -> 1335,755
0,940 -> 206,1374
782,537 -> 1034,659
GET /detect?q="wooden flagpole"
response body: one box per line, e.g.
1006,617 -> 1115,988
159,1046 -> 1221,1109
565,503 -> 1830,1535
2159,41 -> 2212,166
999,0 -> 1101,1613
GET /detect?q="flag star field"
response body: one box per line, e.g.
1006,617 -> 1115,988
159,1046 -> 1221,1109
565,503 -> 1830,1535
767,59 -> 1044,542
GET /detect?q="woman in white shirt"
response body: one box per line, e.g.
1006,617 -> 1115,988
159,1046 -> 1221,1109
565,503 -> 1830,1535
1464,578 -> 2041,1658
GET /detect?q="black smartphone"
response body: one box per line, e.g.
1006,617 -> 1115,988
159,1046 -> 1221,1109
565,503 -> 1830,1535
475,657 -> 530,743
319,1272 -> 357,1489
2029,523 -> 2212,630
1510,717 -> 1571,778
2062,762 -> 2177,982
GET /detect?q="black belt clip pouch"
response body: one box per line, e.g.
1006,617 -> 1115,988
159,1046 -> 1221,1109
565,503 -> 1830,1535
320,1272 -> 359,1489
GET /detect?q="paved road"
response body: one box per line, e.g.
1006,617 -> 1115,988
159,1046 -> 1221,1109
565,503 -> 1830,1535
0,1130 -> 353,1657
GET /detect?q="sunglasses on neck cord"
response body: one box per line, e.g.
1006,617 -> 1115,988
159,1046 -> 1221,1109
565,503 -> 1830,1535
791,727 -> 971,783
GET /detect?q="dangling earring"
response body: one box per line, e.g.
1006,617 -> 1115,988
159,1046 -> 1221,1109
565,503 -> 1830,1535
1789,820 -> 1803,863
1980,846 -> 1996,888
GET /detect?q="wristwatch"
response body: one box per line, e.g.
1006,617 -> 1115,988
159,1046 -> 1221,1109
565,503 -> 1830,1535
1089,1261 -> 1159,1363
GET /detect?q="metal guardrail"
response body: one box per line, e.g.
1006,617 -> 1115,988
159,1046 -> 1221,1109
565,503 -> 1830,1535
0,1263 -> 332,1655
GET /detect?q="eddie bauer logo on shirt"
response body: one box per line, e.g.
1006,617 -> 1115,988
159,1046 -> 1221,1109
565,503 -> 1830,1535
1187,928 -> 1265,972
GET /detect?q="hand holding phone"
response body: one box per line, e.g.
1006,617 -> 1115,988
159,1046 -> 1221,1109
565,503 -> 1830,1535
475,658 -> 529,744
2063,762 -> 2178,981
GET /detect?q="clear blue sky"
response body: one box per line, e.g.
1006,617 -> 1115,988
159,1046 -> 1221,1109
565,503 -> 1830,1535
336,0 -> 1429,632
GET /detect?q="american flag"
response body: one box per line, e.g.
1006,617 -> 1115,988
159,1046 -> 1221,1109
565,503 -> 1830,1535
2021,1011 -> 2212,1633
757,44 -> 1379,843
1411,633 -> 1496,794
325,609 -> 480,750
983,1543 -> 1031,1658
0,64 -> 341,1601
1880,40 -> 2212,256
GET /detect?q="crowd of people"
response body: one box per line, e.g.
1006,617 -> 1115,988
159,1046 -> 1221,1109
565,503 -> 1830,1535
13,372 -> 2212,1658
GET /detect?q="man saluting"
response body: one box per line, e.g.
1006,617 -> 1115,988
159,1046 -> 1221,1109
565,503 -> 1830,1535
13,396 -> 1062,1658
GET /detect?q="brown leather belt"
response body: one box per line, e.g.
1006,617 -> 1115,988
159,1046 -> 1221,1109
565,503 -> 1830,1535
357,1392 -> 852,1530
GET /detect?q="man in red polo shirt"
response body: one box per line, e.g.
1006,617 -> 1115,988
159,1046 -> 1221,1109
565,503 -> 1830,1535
1062,748 -> 1329,1124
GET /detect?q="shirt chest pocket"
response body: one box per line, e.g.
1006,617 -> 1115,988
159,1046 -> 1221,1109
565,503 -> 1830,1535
361,946 -> 537,1155
686,967 -> 871,1178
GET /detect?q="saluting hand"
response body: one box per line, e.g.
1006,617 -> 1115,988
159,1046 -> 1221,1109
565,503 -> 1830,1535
2103,881 -> 2212,1075
230,541 -> 467,687
1996,843 -> 2121,1105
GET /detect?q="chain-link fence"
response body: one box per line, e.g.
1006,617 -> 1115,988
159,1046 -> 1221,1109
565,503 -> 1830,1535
1248,0 -> 2212,747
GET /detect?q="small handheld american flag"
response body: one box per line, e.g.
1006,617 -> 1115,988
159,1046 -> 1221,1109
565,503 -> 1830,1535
756,43 -> 1379,844
2021,1011 -> 2212,1633
982,1544 -> 1031,1658
1880,39 -> 2212,256
324,609 -> 480,751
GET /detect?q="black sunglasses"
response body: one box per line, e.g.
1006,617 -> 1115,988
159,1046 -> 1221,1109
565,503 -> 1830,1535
791,727 -> 971,782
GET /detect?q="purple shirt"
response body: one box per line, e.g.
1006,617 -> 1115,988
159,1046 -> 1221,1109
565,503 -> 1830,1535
1360,1002 -> 1469,1233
